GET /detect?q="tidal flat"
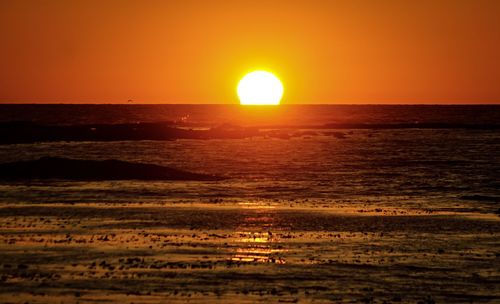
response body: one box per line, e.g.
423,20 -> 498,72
0,202 -> 498,303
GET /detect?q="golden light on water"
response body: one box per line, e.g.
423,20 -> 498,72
237,71 -> 284,105
231,231 -> 286,264
230,207 -> 286,264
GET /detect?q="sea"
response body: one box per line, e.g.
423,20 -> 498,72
0,104 -> 499,213
1,104 -> 500,303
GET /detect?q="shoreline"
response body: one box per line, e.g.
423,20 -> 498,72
1,202 -> 498,303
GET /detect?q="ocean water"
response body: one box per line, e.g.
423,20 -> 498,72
1,105 -> 500,303
0,104 -> 499,213
1,104 -> 500,126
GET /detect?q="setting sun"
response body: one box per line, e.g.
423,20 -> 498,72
237,71 -> 283,105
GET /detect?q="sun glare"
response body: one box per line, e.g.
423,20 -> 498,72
237,71 -> 283,105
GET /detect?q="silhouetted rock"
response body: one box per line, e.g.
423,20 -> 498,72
0,157 -> 223,181
0,122 -> 261,144
1,120 -> 498,144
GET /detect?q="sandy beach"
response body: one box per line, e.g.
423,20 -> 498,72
1,202 -> 498,303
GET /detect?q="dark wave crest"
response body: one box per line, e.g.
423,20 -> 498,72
0,157 -> 223,181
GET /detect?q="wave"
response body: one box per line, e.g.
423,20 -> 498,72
0,157 -> 223,181
0,121 -> 499,144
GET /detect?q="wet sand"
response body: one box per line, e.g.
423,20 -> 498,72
0,202 -> 499,303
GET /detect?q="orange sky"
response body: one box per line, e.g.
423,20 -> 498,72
1,0 -> 499,104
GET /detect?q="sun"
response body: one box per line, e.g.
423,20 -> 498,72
237,71 -> 283,105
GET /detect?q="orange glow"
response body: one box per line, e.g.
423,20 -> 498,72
1,0 -> 499,104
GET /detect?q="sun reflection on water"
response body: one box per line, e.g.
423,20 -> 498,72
230,207 -> 286,264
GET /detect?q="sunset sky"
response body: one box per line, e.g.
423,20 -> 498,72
1,0 -> 499,104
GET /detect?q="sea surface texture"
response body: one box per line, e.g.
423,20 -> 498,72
0,105 -> 499,303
